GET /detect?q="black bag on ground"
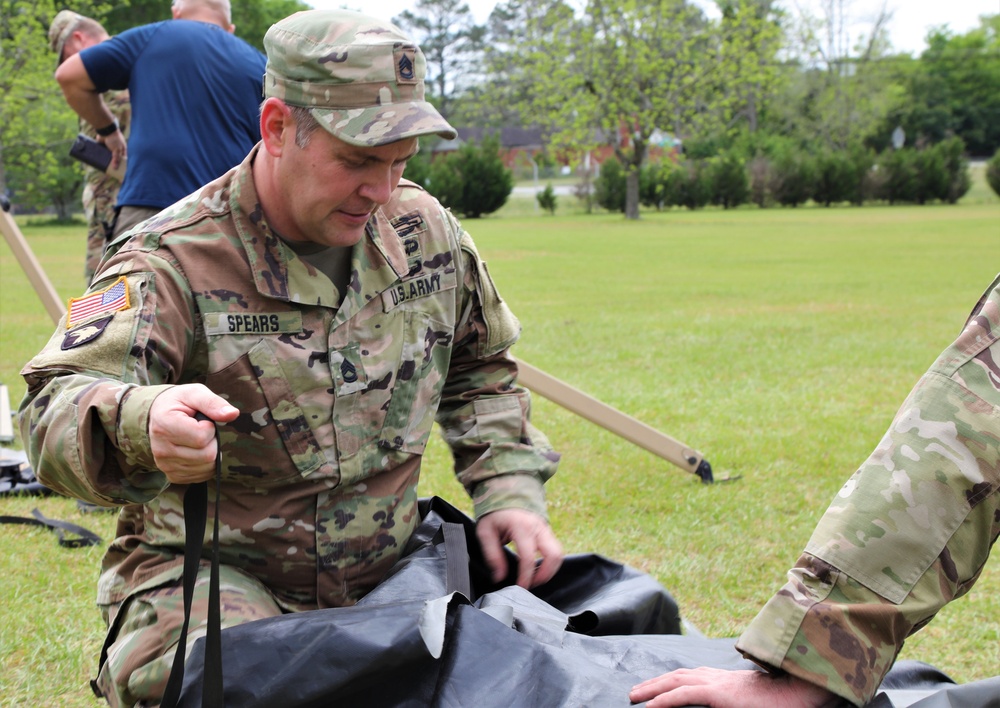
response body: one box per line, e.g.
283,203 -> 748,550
173,497 -> 1000,708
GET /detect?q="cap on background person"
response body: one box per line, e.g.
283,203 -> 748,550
48,9 -> 84,67
262,9 -> 457,147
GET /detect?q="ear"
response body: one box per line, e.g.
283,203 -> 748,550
260,97 -> 292,157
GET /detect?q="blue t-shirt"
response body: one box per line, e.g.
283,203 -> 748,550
81,20 -> 266,210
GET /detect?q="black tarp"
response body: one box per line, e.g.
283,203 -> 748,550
177,498 -> 1000,707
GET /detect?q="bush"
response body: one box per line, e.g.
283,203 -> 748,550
639,161 -> 674,210
707,153 -> 748,209
594,158 -> 626,213
813,149 -> 857,207
876,148 -> 919,204
988,148 -> 1000,198
426,133 -> 512,218
769,149 -> 815,207
536,184 -> 557,214
933,136 -> 971,204
665,159 -> 711,210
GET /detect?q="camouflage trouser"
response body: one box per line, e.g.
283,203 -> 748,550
81,181 -> 118,283
95,564 -> 283,707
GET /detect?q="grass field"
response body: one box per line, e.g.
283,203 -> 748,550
1,189 -> 999,705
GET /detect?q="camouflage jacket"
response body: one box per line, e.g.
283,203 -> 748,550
19,146 -> 559,611
737,274 -> 1000,705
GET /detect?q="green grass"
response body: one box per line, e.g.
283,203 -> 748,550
2,196 -> 999,705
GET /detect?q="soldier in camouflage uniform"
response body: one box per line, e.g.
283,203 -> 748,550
20,10 -> 563,707
631,274 -> 1000,707
49,11 -> 132,282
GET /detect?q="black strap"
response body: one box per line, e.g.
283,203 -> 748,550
442,521 -> 472,599
160,415 -> 224,707
0,508 -> 102,548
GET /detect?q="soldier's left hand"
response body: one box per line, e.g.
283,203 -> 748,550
476,508 -> 563,589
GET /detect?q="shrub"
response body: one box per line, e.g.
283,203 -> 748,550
813,149 -> 857,207
769,148 -> 815,207
594,158 -> 626,213
536,184 -> 557,214
665,159 -> 711,210
933,136 -> 971,204
707,153 -> 749,209
988,148 -> 1000,198
876,148 -> 918,204
426,134 -> 512,218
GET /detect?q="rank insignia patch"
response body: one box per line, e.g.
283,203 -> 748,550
61,316 -> 113,350
67,276 -> 130,328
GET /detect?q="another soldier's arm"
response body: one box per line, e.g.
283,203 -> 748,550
734,277 -> 1000,706
55,53 -> 126,167
18,252 -> 202,505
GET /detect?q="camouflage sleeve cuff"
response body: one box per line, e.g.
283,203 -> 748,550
118,384 -> 174,470
736,554 -> 894,707
471,474 -> 548,520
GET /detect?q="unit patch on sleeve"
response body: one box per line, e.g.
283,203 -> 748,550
66,276 -> 130,328
61,316 -> 114,350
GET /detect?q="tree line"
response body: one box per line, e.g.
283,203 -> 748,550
2,0 -> 998,219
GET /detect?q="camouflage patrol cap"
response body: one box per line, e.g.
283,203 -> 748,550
49,10 -> 83,68
263,9 -> 457,147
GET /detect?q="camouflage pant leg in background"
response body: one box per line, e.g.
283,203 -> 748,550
81,179 -> 119,283
95,564 -> 282,707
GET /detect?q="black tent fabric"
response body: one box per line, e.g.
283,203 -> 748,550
176,498 -> 998,707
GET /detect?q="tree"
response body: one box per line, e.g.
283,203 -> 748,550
768,0 -> 900,151
1,0 -> 112,211
881,15 -> 1000,157
486,0 -> 780,220
393,0 -> 485,121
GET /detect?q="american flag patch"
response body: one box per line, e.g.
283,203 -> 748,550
66,276 -> 130,328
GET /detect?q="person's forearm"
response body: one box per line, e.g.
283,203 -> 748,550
55,55 -> 118,133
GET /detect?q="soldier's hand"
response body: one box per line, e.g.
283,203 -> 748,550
629,667 -> 841,708
476,508 -> 563,589
149,384 -> 239,485
100,129 -> 127,170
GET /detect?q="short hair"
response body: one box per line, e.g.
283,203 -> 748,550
289,106 -> 321,149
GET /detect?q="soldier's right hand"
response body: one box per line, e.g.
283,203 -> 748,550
149,384 -> 240,484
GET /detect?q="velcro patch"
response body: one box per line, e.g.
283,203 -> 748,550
203,312 -> 304,336
381,271 -> 456,312
66,276 -> 130,328
61,316 -> 113,350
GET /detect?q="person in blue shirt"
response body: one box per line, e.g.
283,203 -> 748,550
55,0 -> 266,239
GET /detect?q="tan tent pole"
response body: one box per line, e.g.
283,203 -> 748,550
0,200 -> 66,325
515,359 -> 714,482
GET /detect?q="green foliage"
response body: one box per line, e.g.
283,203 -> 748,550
0,0 -> 114,209
485,0 -> 782,219
593,158 -> 626,213
427,134 -> 512,218
665,159 -> 712,211
707,152 -> 749,209
768,147 -> 815,207
987,149 -> 1000,199
536,184 -> 557,214
812,148 -> 865,207
876,140 -> 971,205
